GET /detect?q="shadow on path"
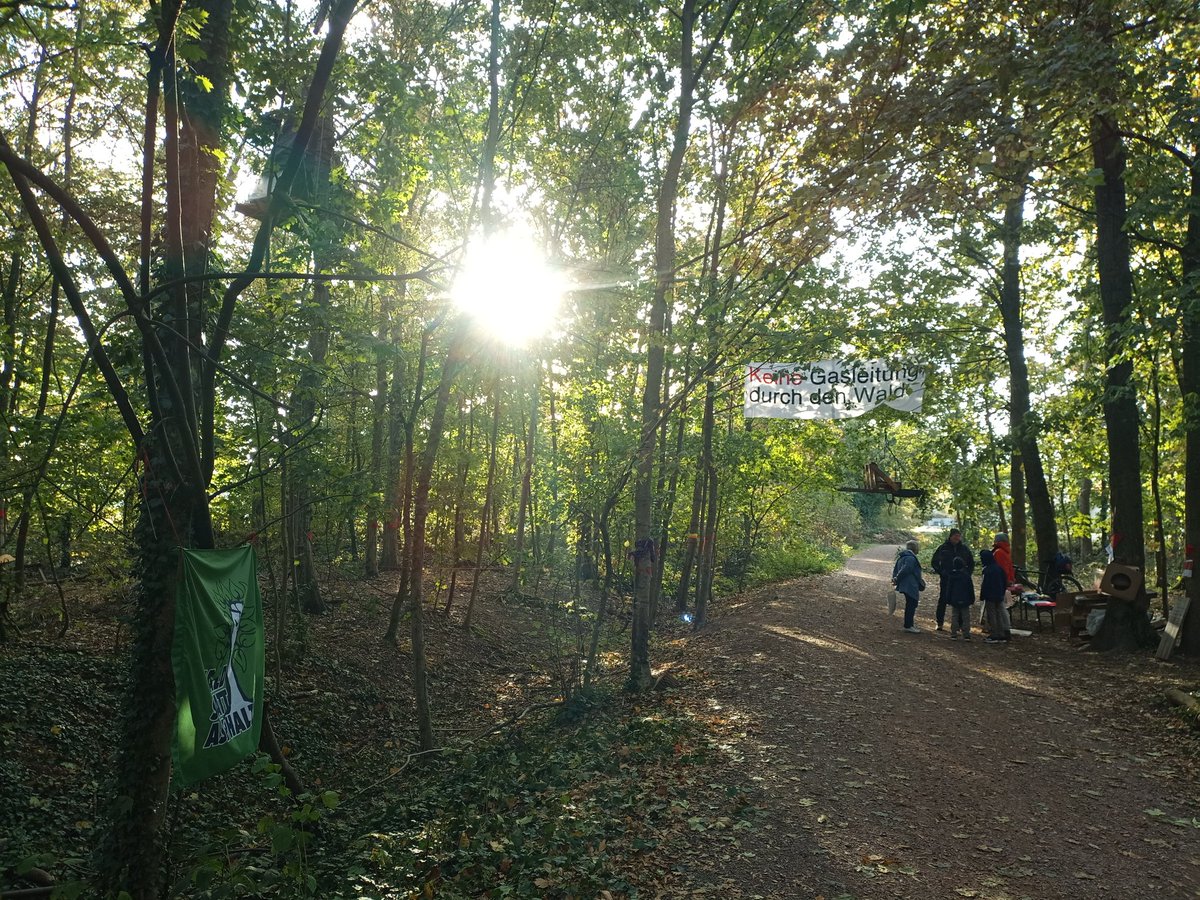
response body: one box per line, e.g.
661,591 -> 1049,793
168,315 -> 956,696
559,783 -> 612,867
662,544 -> 1200,899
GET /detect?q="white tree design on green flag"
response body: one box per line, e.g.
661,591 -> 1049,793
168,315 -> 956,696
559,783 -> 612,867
171,546 -> 264,787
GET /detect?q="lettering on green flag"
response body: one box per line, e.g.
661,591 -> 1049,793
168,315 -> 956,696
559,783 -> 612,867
172,546 -> 264,787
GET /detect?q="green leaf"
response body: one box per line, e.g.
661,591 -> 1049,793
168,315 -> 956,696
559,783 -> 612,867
271,824 -> 295,854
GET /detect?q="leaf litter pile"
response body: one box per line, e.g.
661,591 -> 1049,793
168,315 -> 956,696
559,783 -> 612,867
0,568 -> 765,898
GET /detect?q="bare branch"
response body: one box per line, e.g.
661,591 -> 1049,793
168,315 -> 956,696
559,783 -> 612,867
0,158 -> 145,445
144,268 -> 443,304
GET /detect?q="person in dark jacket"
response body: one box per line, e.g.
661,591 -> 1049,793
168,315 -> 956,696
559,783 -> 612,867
931,529 -> 974,631
990,532 -> 1017,635
891,540 -> 926,634
979,549 -> 1011,643
945,555 -> 976,639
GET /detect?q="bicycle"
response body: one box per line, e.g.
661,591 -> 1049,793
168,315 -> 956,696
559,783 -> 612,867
1014,555 -> 1084,596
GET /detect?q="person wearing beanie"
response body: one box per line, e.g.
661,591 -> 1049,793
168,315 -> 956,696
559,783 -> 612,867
931,528 -> 974,632
979,549 -> 1011,643
991,533 -> 1016,586
989,533 -> 1017,642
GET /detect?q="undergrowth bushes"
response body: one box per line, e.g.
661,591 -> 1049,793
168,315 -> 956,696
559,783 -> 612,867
171,691 -> 708,898
745,543 -> 846,585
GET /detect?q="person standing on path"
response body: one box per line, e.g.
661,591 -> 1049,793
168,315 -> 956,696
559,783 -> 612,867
891,539 -> 926,634
931,528 -> 973,632
991,532 -> 1016,585
979,549 -> 1011,643
989,531 -> 1017,640
945,555 -> 976,639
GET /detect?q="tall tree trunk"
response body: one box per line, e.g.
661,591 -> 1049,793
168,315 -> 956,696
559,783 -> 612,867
585,470 -> 630,689
98,3 -> 354,890
653,404 -> 686,615
1148,356 -> 1170,614
172,0 -> 236,485
106,440 -> 199,899
1010,452 -> 1026,568
632,0 -> 696,689
1178,148 -> 1200,654
1077,477 -> 1093,559
385,327 -> 429,641
546,364 -> 561,565
404,324 -> 467,751
696,465 -> 720,626
1088,15 -> 1149,648
366,293 -> 391,577
0,0 -> 356,887
676,465 -> 705,613
998,185 -> 1058,577
984,405 -> 1009,534
694,380 -> 718,628
1091,89 -> 1145,572
287,278 -> 332,615
510,370 -> 539,593
677,136 -> 729,614
286,112 -> 338,612
649,313 -> 675,621
465,392 -> 501,629
444,400 -> 470,617
381,284 -> 410,571
1099,477 -> 1109,553
96,2 -> 228,889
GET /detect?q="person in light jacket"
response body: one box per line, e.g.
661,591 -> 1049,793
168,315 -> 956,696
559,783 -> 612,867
891,540 -> 926,634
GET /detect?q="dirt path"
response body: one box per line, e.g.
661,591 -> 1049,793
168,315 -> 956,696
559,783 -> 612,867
664,545 -> 1200,899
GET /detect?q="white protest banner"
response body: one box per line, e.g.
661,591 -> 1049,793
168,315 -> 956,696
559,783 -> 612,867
744,361 -> 925,419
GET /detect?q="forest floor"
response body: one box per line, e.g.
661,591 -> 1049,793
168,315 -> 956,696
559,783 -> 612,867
648,544 -> 1200,900
3,546 -> 1200,898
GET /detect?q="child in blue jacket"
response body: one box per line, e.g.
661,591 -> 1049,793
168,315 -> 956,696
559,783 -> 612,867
945,555 -> 976,639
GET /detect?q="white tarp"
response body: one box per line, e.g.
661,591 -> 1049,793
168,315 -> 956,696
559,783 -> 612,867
744,360 -> 925,419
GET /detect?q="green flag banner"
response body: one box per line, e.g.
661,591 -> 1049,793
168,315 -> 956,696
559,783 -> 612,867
171,546 -> 264,787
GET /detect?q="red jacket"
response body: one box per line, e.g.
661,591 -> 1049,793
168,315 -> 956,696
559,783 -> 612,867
992,540 -> 1016,585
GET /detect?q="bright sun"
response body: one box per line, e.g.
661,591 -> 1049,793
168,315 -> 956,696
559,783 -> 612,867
450,230 -> 568,346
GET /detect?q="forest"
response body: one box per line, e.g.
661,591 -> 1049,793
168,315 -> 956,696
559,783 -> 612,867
2,0 -> 1199,897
